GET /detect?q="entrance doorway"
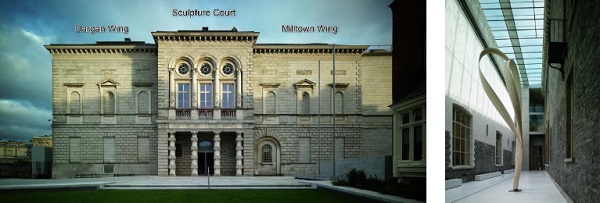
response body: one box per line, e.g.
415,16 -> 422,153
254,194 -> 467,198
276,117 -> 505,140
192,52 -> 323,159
198,141 -> 214,175
529,134 -> 545,170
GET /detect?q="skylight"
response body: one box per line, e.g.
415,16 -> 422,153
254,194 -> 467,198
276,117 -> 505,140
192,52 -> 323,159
480,0 -> 545,86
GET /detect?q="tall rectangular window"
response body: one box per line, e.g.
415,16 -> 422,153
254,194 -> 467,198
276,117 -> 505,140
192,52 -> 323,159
400,106 -> 425,161
512,141 -> 516,165
401,127 -> 409,160
69,137 -> 81,162
199,84 -> 212,109
452,106 -> 471,166
222,84 -> 235,109
177,83 -> 190,109
104,137 -> 115,163
496,131 -> 502,165
565,72 -> 573,160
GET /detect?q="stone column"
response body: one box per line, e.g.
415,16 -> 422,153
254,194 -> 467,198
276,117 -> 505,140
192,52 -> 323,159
214,68 -> 221,119
169,68 -> 175,108
168,132 -> 176,176
236,70 -> 242,108
213,131 -> 221,176
214,68 -> 221,108
191,67 -> 197,107
235,131 -> 243,176
191,132 -> 198,176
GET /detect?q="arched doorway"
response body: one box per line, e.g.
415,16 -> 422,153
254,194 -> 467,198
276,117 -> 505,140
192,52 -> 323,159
255,137 -> 280,175
198,140 -> 214,175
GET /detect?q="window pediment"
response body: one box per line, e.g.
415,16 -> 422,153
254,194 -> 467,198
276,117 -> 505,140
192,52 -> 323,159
98,79 -> 119,86
294,79 -> 316,89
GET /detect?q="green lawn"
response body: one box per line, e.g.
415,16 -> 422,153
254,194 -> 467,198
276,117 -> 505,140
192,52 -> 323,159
2,189 -> 361,203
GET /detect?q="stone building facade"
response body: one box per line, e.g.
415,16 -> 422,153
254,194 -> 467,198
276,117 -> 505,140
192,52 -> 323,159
445,0 -> 516,182
45,28 -> 393,178
543,0 -> 600,202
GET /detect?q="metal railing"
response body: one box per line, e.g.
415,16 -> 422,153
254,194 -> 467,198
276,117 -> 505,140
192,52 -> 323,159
221,109 -> 236,118
198,109 -> 214,118
176,109 -> 191,118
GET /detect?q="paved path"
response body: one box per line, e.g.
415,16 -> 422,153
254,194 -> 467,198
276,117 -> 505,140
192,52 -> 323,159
446,171 -> 572,203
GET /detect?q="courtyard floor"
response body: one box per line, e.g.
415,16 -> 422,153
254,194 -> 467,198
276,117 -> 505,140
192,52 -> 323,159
445,171 -> 572,203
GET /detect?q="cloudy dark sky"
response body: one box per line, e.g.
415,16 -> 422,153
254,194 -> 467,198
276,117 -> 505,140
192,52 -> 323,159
0,0 -> 393,141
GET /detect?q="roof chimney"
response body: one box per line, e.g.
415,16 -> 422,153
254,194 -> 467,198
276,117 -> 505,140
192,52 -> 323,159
202,27 -> 209,31
124,38 -> 131,42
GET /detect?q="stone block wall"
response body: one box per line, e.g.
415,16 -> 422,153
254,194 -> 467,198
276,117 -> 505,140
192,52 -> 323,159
52,125 -> 157,178
544,1 -> 600,202
319,156 -> 392,180
445,131 -> 514,182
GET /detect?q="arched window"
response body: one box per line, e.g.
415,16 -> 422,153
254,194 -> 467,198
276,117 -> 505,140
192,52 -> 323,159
334,92 -> 344,114
266,92 -> 276,115
138,91 -> 149,114
301,92 -> 310,114
262,145 -> 272,163
103,91 -> 115,114
69,91 -> 80,114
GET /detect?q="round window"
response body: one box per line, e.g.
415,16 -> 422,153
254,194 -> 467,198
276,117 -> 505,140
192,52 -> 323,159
178,64 -> 190,75
200,63 -> 212,75
222,63 -> 234,75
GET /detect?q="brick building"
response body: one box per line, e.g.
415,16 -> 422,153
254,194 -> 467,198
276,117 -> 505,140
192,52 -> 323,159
45,28 -> 393,178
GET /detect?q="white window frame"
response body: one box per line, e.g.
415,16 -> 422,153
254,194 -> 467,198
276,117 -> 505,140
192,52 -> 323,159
176,82 -> 190,109
198,83 -> 213,109
399,104 -> 426,162
221,83 -> 235,109
452,104 -> 472,168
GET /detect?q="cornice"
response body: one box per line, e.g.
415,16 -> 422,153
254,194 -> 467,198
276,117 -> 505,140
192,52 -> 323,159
151,32 -> 259,43
253,44 -> 368,54
45,44 -> 157,54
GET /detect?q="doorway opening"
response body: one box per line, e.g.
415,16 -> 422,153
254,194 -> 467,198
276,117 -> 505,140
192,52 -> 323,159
198,140 -> 214,175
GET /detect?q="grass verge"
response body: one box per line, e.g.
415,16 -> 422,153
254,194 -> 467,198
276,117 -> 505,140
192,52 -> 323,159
1,189 -> 361,203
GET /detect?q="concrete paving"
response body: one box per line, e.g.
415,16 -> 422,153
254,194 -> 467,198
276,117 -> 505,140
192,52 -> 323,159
445,171 -> 573,203
299,180 -> 425,203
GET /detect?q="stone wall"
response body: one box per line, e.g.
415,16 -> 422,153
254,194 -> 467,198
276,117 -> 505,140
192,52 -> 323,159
445,0 -> 516,183
318,156 -> 392,181
445,131 -> 513,182
52,125 -> 157,178
544,1 -> 600,202
253,125 -> 362,176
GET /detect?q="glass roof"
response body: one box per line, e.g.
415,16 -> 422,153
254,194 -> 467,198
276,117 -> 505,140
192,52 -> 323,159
480,0 -> 545,86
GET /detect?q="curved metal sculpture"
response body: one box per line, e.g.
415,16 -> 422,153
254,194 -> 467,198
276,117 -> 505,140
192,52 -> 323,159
478,48 -> 523,191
